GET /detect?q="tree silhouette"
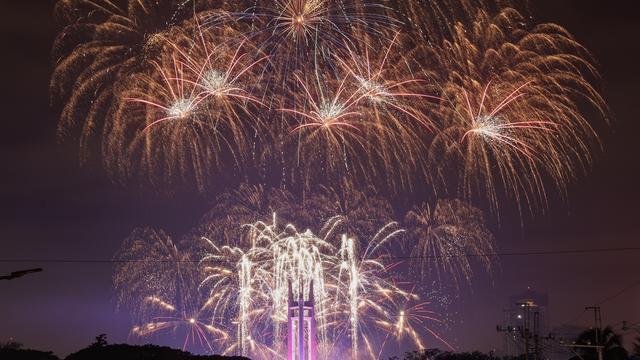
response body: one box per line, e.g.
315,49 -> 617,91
0,340 -> 59,360
569,326 -> 628,360
389,349 -> 524,360
1,340 -> 23,350
65,341 -> 249,360
91,334 -> 108,348
633,336 -> 640,356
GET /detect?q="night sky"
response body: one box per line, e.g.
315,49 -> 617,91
1,1 -> 639,358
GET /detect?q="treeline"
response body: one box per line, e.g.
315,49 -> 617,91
0,334 -> 249,360
390,349 -> 527,360
390,327 -> 640,360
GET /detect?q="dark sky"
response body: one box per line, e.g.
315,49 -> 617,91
1,1 -> 639,358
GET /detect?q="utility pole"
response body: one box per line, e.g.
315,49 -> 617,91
497,309 -> 517,356
497,301 -> 545,360
512,302 -> 532,360
534,311 -> 540,360
586,306 -> 603,360
524,303 -> 530,360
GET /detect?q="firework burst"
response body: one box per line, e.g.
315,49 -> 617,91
373,287 -> 454,355
232,0 -> 395,69
113,227 -> 199,320
106,23 -> 268,190
278,31 -> 440,193
51,0 -> 206,161
279,70 -> 377,187
131,296 -> 229,353
335,33 -> 441,190
405,199 -> 496,288
426,7 -> 606,214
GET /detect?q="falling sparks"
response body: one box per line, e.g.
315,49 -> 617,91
427,8 -> 606,214
113,184 -> 475,359
197,214 -> 449,359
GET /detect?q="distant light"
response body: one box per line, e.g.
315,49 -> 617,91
189,318 -> 196,324
517,315 -> 523,319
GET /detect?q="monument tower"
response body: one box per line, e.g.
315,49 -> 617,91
287,280 -> 318,360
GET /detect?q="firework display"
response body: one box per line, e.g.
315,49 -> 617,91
51,0 -> 607,358
425,8 -> 606,214
51,0 -> 605,207
115,185 -> 469,358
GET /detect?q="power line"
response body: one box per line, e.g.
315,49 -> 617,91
0,246 -> 639,264
595,279 -> 640,306
555,278 -> 640,327
393,246 -> 640,260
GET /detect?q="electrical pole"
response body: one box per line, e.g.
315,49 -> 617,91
498,301 -> 545,360
525,303 -> 530,360
586,306 -> 603,360
534,311 -> 540,360
497,309 -> 517,356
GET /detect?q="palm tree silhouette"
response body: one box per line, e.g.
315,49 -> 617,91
569,326 -> 628,360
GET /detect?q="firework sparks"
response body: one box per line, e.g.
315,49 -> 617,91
233,0 -> 395,62
51,0 -> 205,161
426,8 -> 606,214
405,199 -> 496,288
373,287 -> 454,354
113,227 -> 200,323
197,213 -> 449,359
106,22 -> 269,191
458,82 -> 557,161
111,184 -> 504,357
131,296 -> 229,353
283,73 -> 364,134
